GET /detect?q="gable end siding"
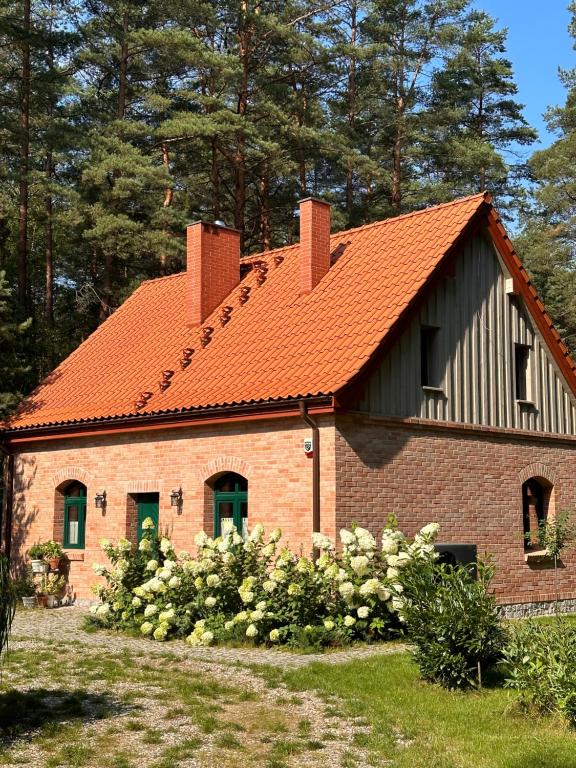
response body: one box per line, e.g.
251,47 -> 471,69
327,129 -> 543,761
354,232 -> 576,435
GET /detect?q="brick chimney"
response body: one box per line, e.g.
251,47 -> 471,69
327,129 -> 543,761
187,221 -> 240,327
299,198 -> 331,294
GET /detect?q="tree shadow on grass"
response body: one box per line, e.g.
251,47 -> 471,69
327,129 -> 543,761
0,687 -> 130,745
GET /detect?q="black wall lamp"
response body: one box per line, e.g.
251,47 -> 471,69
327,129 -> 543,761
170,488 -> 183,512
95,490 -> 107,510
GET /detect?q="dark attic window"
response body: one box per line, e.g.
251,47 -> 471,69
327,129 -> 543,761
420,326 -> 440,388
515,343 -> 531,402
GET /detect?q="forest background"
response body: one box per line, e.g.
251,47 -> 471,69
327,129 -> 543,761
1,0 -> 576,416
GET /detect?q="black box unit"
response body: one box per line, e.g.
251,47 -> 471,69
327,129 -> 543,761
434,543 -> 478,578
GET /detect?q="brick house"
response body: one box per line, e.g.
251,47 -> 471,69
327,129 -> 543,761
3,192 -> 576,610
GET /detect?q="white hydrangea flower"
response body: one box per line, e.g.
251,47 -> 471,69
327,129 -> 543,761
159,538 -> 172,555
239,589 -> 255,604
269,629 -> 280,642
140,621 -> 154,635
92,563 -> 106,576
132,597 -> 142,608
343,615 -> 356,627
396,551 -> 412,568
117,537 -> 131,552
201,631 -> 214,645
357,605 -> 370,619
339,529 -> 356,546
391,583 -> 404,594
195,619 -> 206,629
222,552 -> 235,565
262,543 -> 276,558
350,555 -> 370,576
419,522 -> 440,539
250,609 -> 264,621
146,559 -> 158,571
359,578 -> 380,596
148,577 -> 164,593
354,527 -> 376,551
138,538 -> 151,552
312,532 -> 334,551
224,620 -> 235,631
168,576 -> 181,589
315,553 -> 331,571
270,568 -> 287,583
153,624 -> 168,641
263,580 -> 276,593
235,611 -> 248,623
387,567 -> 399,580
96,603 -> 110,617
144,604 -> 159,617
158,568 -> 172,581
246,623 -> 258,638
381,536 -> 399,555
194,577 -> 204,589
194,531 -> 210,547
325,563 -> 339,580
278,549 -> 293,566
287,583 -> 301,597
204,596 -> 217,608
133,586 -> 145,598
99,538 -> 110,549
376,586 -> 391,602
232,532 -> 243,545
338,581 -> 355,601
141,517 -> 155,530
217,538 -> 229,553
89,604 -> 99,614
269,528 -> 282,543
206,574 -> 220,588
391,596 -> 405,612
163,559 -> 176,570
323,619 -> 335,630
249,523 -> 265,542
158,608 -> 175,623
256,600 -> 267,611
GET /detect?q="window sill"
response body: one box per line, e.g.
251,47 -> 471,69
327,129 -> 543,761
422,386 -> 444,395
64,551 -> 84,562
524,549 -> 552,564
516,399 -> 536,408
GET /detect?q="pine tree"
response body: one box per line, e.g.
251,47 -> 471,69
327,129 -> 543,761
0,271 -> 30,418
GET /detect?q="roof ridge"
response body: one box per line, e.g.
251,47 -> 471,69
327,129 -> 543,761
140,271 -> 186,286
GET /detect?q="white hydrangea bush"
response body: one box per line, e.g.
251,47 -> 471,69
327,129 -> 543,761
90,516 -> 440,648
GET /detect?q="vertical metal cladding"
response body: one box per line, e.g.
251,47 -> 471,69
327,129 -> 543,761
356,233 -> 576,436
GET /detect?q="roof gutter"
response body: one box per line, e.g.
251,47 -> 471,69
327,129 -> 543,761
299,400 -> 320,534
1,395 -> 334,448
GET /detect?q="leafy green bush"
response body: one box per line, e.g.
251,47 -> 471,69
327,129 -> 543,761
397,559 -> 506,689
89,519 -> 441,648
503,619 -> 576,725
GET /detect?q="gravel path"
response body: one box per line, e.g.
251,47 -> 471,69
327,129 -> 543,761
12,606 -> 408,668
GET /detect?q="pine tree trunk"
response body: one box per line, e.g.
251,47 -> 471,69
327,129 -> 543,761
346,0 -> 358,218
259,169 -> 271,251
160,143 -> 173,272
211,139 -> 220,221
117,12 -> 129,121
17,0 -> 31,310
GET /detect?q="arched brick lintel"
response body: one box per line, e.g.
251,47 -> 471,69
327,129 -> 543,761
199,457 -> 253,484
52,466 -> 93,490
518,462 -> 558,487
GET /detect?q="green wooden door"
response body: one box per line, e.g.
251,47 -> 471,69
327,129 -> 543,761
64,484 -> 87,549
136,493 -> 159,542
214,473 -> 248,538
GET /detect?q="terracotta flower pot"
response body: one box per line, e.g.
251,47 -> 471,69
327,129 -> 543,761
36,594 -> 48,608
47,557 -> 61,571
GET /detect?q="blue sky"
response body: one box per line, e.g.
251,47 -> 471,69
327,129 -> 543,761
472,0 -> 574,151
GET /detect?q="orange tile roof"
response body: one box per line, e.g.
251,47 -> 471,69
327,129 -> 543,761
7,192 -> 567,433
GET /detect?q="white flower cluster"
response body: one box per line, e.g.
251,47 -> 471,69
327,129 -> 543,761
91,516 -> 440,647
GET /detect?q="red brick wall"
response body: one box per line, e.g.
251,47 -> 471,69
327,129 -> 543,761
336,414 -> 576,605
10,416 -> 336,599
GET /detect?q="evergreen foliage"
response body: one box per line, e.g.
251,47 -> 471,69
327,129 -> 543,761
0,1 -> 535,408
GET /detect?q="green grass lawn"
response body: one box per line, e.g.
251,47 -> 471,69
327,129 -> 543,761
278,653 -> 576,768
2,640 -> 576,767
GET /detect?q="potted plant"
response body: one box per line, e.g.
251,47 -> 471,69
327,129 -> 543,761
43,540 -> 64,571
43,574 -> 65,608
13,573 -> 37,609
27,543 -> 49,574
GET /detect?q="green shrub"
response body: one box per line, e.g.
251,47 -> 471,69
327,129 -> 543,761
89,519 -> 441,648
503,618 -> 576,725
398,559 -> 506,689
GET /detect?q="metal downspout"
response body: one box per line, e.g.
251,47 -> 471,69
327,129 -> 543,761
299,401 -> 320,534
